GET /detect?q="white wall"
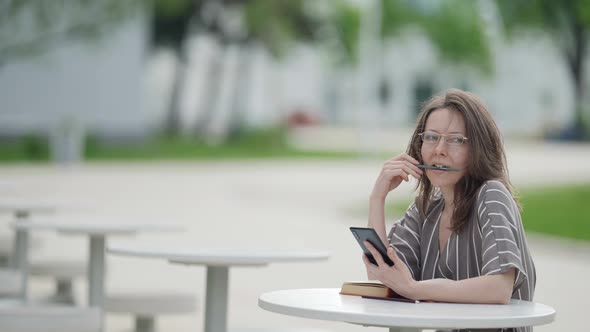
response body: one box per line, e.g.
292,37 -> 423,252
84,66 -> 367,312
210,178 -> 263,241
0,14 -> 150,138
1,9 -> 572,141
473,37 -> 573,136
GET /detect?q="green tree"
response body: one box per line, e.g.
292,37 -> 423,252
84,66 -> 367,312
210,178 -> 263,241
150,0 -> 201,135
495,0 -> 590,139
331,0 -> 492,73
152,0 -> 324,141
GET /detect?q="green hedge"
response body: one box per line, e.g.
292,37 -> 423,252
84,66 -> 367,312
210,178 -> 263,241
385,184 -> 590,242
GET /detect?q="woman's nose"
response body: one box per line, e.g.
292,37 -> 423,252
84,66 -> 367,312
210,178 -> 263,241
434,138 -> 447,155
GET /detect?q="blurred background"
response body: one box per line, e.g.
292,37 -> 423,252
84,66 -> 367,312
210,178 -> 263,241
1,0 -> 589,331
1,0 -> 590,161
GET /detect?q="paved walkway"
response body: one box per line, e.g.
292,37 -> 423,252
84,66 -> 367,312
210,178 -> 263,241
0,141 -> 588,331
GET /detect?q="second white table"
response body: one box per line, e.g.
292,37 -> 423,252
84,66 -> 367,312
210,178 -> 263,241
108,245 -> 331,332
13,218 -> 182,308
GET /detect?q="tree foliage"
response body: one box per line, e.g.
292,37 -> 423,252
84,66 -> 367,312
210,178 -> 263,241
330,0 -> 491,73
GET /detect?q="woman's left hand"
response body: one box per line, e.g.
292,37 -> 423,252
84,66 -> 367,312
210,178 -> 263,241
363,241 -> 419,300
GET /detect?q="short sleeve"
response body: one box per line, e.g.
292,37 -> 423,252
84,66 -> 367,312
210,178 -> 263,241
478,181 -> 528,289
388,202 -> 422,280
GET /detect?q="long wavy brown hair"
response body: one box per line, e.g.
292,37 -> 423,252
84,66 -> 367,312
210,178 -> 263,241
407,88 -> 520,233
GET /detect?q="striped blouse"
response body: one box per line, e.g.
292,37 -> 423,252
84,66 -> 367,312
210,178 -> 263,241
388,180 -> 536,332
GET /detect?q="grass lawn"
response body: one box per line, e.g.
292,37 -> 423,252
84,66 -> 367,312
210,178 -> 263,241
0,130 -> 356,162
519,185 -> 590,241
83,137 -> 355,160
383,184 -> 590,242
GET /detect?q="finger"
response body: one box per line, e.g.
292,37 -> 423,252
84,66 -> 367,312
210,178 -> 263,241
362,254 -> 378,274
385,160 -> 422,176
383,160 -> 413,168
364,241 -> 386,266
362,253 -> 370,266
386,162 -> 422,179
388,245 -> 403,266
398,153 -> 420,165
385,169 -> 409,182
364,262 -> 379,279
401,170 -> 410,182
384,155 -> 410,167
406,160 -> 424,176
383,162 -> 422,178
399,164 -> 422,179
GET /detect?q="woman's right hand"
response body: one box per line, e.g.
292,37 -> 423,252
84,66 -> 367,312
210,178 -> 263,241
370,153 -> 423,201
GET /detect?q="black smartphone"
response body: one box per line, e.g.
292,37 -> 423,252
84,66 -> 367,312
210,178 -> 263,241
350,227 -> 394,266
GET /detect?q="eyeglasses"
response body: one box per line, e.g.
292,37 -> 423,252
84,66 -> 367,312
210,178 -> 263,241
418,131 -> 468,146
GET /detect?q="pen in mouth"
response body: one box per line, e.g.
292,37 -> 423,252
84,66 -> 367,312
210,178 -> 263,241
418,165 -> 462,172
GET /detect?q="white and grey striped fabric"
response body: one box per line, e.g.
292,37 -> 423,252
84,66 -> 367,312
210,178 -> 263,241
388,180 -> 536,332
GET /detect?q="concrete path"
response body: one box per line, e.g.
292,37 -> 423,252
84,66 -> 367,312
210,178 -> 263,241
0,141 -> 588,332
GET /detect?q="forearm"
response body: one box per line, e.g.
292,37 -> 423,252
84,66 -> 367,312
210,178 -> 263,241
367,196 -> 387,245
411,270 -> 515,304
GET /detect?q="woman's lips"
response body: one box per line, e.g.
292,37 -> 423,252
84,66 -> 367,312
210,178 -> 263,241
418,164 -> 462,172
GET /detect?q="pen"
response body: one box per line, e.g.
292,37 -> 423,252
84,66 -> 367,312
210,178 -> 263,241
417,164 -> 463,172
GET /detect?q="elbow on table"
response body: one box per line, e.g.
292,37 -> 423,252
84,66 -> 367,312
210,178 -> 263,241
489,268 -> 516,305
496,295 -> 512,305
480,293 -> 511,305
478,283 -> 512,304
491,287 -> 513,305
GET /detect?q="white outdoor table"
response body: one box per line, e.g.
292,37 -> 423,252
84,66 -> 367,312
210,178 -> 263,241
108,245 -> 331,332
0,200 -> 56,218
258,288 -> 556,332
12,218 -> 182,309
0,200 -> 57,294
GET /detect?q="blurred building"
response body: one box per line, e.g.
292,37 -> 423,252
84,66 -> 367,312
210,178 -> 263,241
0,13 -> 150,143
0,4 -> 577,144
323,29 -> 574,137
150,29 -> 575,138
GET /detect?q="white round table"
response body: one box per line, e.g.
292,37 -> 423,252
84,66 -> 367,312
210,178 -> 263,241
258,288 -> 556,332
1,200 -> 58,296
12,218 -> 183,309
108,245 -> 331,332
0,200 -> 56,218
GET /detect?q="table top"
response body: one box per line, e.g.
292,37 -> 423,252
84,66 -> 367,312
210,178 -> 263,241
258,288 -> 556,330
108,245 -> 331,267
12,216 -> 183,236
0,200 -> 56,215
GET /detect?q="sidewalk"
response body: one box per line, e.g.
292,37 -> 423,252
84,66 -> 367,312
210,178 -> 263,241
1,147 -> 588,331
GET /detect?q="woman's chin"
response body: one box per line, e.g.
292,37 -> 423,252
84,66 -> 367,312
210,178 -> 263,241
428,178 -> 457,188
427,172 -> 464,189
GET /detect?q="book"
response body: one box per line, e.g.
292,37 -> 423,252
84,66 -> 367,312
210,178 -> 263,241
340,280 -> 419,303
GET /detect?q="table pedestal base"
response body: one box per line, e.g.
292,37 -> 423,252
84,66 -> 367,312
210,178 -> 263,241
205,266 -> 229,332
11,214 -> 31,303
12,228 -> 29,302
88,235 -> 106,332
136,316 -> 156,332
88,235 -> 106,307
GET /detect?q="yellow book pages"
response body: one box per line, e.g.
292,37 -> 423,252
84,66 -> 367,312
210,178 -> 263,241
340,280 -> 393,297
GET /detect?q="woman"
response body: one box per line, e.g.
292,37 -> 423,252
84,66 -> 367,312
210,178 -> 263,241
364,89 -> 535,332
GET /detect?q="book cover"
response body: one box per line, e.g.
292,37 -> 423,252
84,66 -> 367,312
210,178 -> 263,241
340,280 -> 419,303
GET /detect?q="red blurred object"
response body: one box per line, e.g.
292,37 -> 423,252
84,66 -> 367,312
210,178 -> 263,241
286,109 -> 320,127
